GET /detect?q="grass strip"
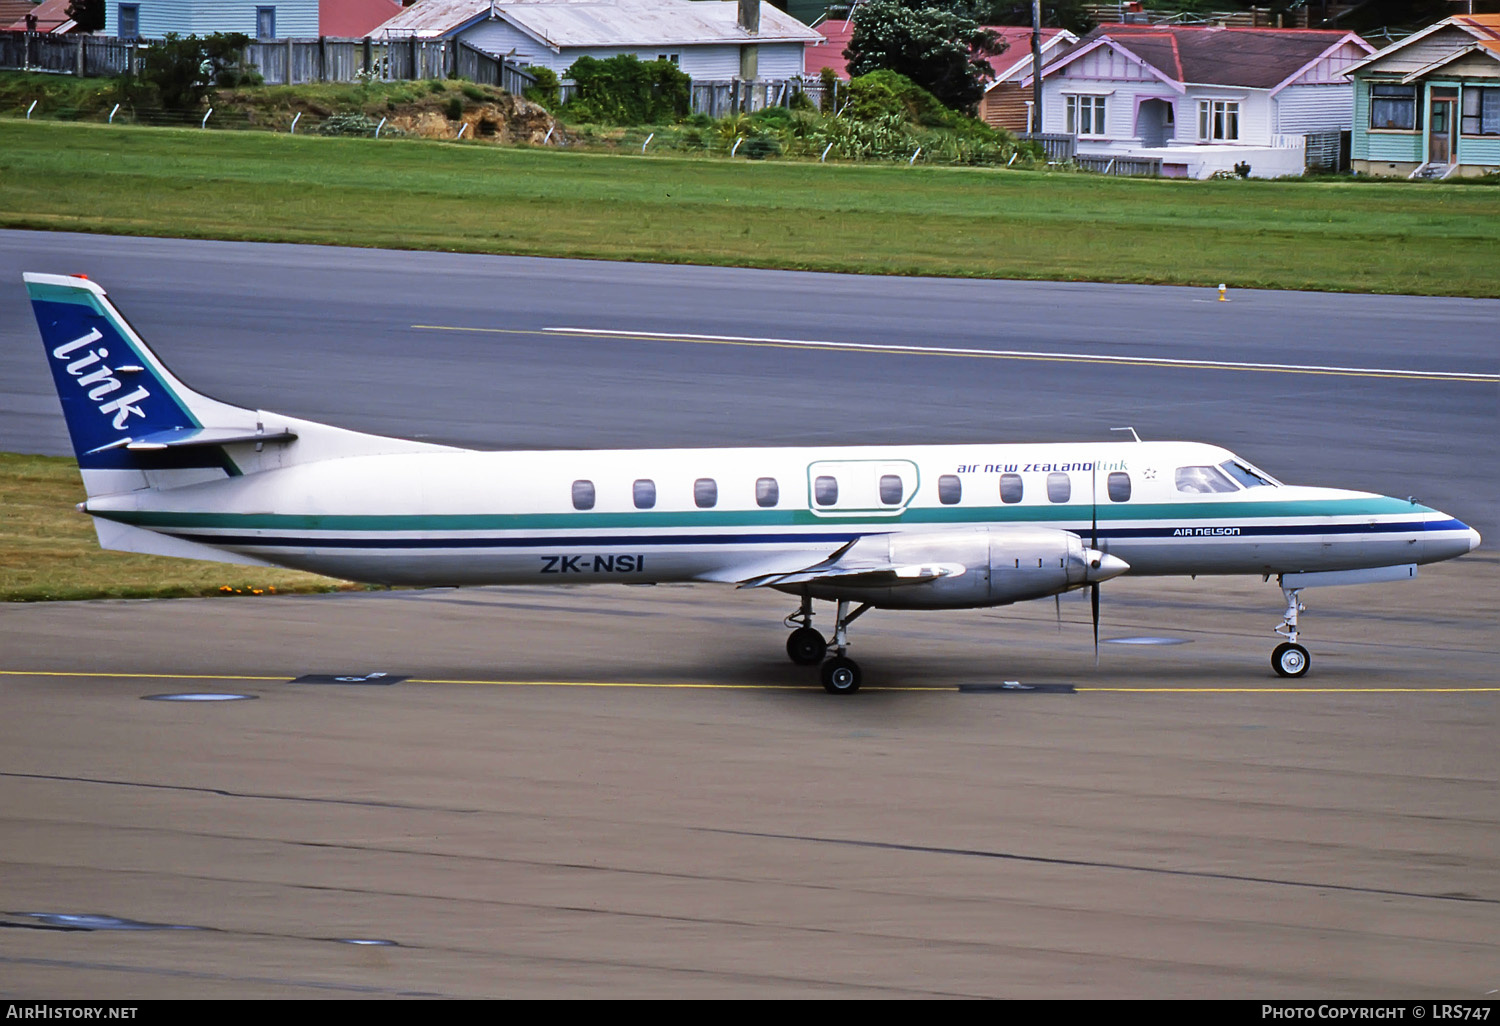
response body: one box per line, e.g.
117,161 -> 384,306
0,452 -> 347,601
1,120 -> 1497,296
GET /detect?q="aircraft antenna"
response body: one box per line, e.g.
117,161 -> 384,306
1110,426 -> 1141,442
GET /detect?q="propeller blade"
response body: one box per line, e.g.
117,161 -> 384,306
1091,583 -> 1100,665
1091,463 -> 1098,550
1054,593 -> 1061,631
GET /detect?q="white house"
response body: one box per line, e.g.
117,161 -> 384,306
374,0 -> 821,84
1022,24 -> 1375,178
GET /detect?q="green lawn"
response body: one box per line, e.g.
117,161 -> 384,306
2,119 -> 1496,296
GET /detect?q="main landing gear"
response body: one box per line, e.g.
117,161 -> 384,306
785,594 -> 870,694
1271,580 -> 1310,678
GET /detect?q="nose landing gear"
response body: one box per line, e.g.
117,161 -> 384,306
1272,581 -> 1310,678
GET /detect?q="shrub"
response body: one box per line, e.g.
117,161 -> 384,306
138,32 -> 254,111
445,96 -> 463,121
318,112 -> 378,137
741,136 -> 781,160
561,54 -> 690,125
522,65 -> 560,109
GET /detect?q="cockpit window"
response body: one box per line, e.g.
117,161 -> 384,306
1219,460 -> 1277,488
1175,465 -> 1237,494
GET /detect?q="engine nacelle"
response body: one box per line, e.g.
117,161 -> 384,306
798,527 -> 1116,610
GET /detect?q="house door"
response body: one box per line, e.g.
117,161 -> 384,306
1429,94 -> 1455,164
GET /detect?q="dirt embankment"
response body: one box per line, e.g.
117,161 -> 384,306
389,93 -> 561,145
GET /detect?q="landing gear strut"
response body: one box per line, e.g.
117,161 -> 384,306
1271,580 -> 1310,678
820,599 -> 870,695
784,593 -> 826,666
784,595 -> 871,693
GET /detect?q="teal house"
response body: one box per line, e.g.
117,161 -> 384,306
104,0 -> 319,40
1345,13 -> 1500,178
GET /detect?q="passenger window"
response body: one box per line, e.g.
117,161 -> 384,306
694,478 -> 717,509
938,474 -> 961,505
756,477 -> 779,507
1046,472 -> 1071,503
999,473 -> 1023,504
633,479 -> 656,509
1175,466 -> 1237,494
879,474 -> 903,505
814,475 -> 838,506
1107,471 -> 1131,502
571,480 -> 595,511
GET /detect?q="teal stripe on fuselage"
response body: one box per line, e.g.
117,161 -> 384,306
94,496 -> 1433,534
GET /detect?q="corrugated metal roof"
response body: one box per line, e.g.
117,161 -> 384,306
1081,25 -> 1361,89
322,0 -> 405,37
4,0 -> 71,32
377,0 -> 821,46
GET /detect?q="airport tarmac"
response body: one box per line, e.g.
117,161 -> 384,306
1,557 -> 1495,998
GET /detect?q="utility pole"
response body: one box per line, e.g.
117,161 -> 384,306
1031,0 -> 1043,134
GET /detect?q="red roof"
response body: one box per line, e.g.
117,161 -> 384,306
1085,24 -> 1360,89
806,19 -> 1067,80
321,0 -> 403,37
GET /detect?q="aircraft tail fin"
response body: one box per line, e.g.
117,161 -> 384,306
26,273 -> 457,501
26,272 -> 259,473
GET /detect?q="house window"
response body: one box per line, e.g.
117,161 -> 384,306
1370,83 -> 1419,131
117,4 -> 139,39
256,6 -> 276,40
656,53 -> 680,64
1198,99 -> 1239,141
1461,87 -> 1500,136
1066,95 -> 1107,136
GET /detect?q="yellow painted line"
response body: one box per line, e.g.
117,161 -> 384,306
2,670 -> 1494,694
410,324 -> 1498,384
1080,684 -> 1500,693
407,678 -> 935,691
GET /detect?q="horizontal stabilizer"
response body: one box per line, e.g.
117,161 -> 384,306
100,426 -> 299,453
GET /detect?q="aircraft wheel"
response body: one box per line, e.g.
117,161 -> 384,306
820,656 -> 861,695
1272,642 -> 1310,678
786,627 -> 827,666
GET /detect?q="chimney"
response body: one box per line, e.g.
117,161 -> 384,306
738,0 -> 760,35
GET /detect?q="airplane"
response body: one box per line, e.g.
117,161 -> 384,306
24,272 -> 1482,693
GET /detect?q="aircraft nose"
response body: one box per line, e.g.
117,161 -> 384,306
1467,526 -> 1481,552
1086,551 -> 1130,583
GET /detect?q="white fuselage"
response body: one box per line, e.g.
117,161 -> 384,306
84,439 -> 1479,597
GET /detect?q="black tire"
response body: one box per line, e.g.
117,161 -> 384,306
1272,642 -> 1310,678
786,627 -> 827,666
820,656 -> 861,695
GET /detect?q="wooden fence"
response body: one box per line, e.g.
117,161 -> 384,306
0,31 -> 535,92
1075,153 -> 1162,176
1018,132 -> 1076,162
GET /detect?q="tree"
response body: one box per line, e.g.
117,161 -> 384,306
952,1 -> 1096,38
65,0 -> 106,33
138,33 -> 254,111
843,0 -> 1005,113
